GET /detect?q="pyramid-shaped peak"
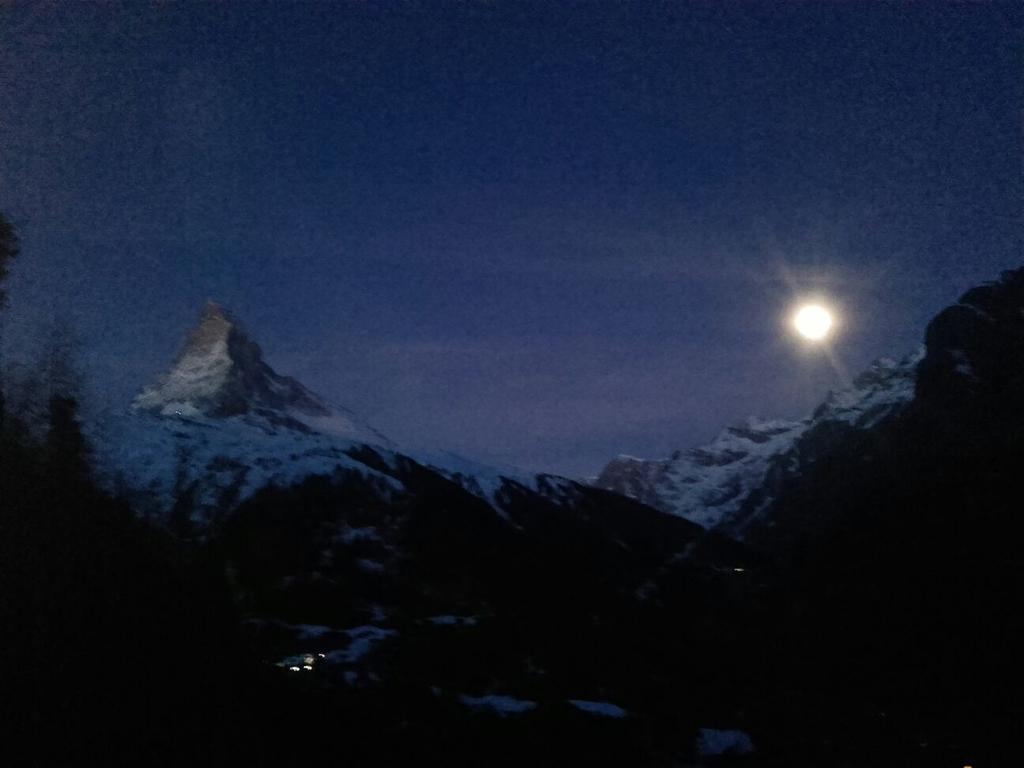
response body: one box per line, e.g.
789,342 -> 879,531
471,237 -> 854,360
196,298 -> 243,327
132,302 -> 389,446
182,299 -> 243,351
203,298 -> 227,315
132,303 -> 313,421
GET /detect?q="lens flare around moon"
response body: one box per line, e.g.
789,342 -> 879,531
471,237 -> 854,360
793,304 -> 834,341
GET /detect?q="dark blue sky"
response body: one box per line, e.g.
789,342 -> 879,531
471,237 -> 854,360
1,2 -> 1020,475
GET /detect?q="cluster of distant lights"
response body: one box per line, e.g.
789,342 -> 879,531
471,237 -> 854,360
283,652 -> 325,672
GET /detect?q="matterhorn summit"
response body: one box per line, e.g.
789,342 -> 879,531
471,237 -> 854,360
89,301 -> 582,530
86,301 -> 404,527
133,300 -> 388,444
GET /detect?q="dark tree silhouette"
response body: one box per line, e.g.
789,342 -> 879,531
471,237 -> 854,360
0,211 -> 17,310
0,212 -> 18,431
46,394 -> 90,489
38,321 -> 91,485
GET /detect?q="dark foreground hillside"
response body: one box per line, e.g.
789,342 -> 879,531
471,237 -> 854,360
2,269 -> 1023,767
0,405 -> 753,767
740,268 -> 1024,766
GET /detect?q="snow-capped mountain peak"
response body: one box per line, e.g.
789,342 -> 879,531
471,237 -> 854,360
593,347 -> 924,534
811,348 -> 923,428
91,301 -> 595,531
594,416 -> 805,530
132,301 -> 387,444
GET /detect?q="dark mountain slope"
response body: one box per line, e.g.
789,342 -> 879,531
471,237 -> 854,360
734,268 -> 1024,765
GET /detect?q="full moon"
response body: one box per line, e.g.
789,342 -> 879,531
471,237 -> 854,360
793,304 -> 834,341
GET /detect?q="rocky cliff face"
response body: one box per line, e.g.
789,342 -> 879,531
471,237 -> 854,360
594,349 -> 922,535
717,267 -> 1024,765
132,301 -> 386,440
916,267 -> 1024,409
595,417 -> 804,529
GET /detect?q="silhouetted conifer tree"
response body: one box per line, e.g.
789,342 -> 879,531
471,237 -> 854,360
41,321 -> 90,488
0,211 -> 19,433
45,393 -> 89,488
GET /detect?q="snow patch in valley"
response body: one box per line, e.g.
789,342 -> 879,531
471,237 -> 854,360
355,558 -> 386,574
294,624 -> 334,640
322,625 -> 397,664
697,728 -> 754,756
334,525 -> 382,544
458,694 -> 537,716
568,699 -> 628,718
428,614 -> 478,627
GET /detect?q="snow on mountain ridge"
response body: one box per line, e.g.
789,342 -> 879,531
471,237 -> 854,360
811,348 -> 923,428
91,301 -> 588,531
89,408 -> 404,529
595,417 -> 805,530
594,347 -> 924,533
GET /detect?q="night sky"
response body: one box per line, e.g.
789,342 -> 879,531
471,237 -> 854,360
1,2 -> 1020,476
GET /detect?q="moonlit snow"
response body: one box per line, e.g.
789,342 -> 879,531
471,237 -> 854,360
458,694 -> 538,716
567,699 -> 628,718
697,728 -> 754,756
